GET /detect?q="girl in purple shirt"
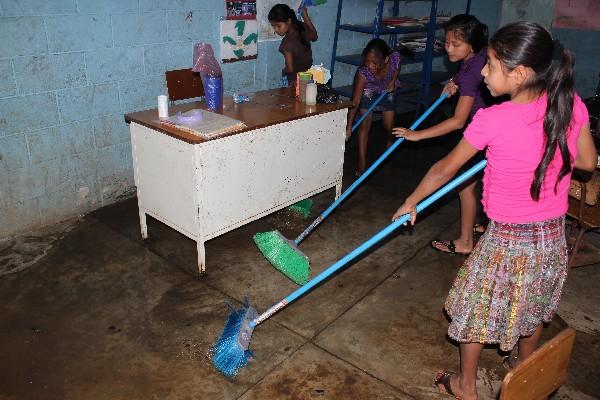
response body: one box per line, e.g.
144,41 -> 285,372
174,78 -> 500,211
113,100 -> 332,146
394,14 -> 491,256
393,22 -> 597,400
346,38 -> 401,176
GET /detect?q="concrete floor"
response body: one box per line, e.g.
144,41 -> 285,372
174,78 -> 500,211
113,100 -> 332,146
1,116 -> 599,400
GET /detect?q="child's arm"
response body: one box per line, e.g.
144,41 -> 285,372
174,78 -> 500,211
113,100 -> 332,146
392,138 -> 479,223
574,123 -> 597,171
393,95 -> 474,141
346,73 -> 367,140
386,55 -> 401,93
282,51 -> 294,75
302,7 -> 318,41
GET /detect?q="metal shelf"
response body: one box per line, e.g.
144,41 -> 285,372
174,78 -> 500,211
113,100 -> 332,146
338,22 -> 444,35
335,47 -> 445,68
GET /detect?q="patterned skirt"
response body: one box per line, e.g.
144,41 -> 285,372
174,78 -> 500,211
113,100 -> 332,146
445,216 -> 568,351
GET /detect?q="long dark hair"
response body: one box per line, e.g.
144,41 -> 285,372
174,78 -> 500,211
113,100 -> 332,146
444,14 -> 488,53
361,38 -> 391,63
490,22 -> 575,201
268,4 -> 310,49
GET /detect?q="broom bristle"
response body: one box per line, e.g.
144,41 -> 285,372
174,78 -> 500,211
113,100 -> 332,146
253,231 -> 310,285
288,199 -> 313,218
212,303 -> 258,378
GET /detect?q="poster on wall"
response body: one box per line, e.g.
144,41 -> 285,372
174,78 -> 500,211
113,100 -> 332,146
257,0 -> 302,40
553,0 -> 600,31
220,20 -> 258,63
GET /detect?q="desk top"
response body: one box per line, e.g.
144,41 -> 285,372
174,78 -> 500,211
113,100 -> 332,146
124,88 -> 353,144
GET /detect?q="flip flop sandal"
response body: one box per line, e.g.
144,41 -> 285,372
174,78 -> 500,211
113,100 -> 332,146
473,224 -> 486,234
434,370 -> 462,399
431,240 -> 471,255
502,354 -> 518,370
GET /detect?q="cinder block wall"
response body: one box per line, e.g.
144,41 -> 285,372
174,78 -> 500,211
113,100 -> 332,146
0,0 -> 502,239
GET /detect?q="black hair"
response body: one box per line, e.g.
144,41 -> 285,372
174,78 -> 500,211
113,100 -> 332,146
490,21 -> 575,201
444,14 -> 488,53
268,4 -> 310,49
361,38 -> 392,63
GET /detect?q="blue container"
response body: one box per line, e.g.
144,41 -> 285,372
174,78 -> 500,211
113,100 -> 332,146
202,75 -> 223,112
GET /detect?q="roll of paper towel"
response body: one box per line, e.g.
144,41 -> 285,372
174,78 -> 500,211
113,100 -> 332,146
157,95 -> 169,118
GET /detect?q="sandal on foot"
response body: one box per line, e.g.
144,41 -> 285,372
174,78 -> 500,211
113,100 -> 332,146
434,370 -> 461,399
502,354 -> 518,370
431,240 -> 471,255
473,224 -> 486,235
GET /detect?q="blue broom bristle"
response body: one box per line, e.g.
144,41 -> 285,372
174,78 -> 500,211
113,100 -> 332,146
212,302 -> 258,378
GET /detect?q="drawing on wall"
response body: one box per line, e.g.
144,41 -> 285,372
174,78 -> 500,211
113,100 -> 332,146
220,20 -> 258,63
553,0 -> 600,31
257,0 -> 302,40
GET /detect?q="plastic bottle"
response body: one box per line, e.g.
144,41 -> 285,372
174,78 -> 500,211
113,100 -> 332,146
298,72 -> 313,102
305,80 -> 317,105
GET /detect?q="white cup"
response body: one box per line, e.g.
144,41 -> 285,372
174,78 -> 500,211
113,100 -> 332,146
157,95 -> 169,118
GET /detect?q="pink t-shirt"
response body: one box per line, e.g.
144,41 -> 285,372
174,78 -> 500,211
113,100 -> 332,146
464,93 -> 589,223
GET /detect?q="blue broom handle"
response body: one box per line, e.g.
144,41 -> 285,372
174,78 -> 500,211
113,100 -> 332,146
253,159 -> 487,326
351,90 -> 389,132
294,92 -> 448,245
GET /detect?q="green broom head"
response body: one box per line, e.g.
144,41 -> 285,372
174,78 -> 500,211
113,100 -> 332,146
253,230 -> 310,285
212,299 -> 258,378
288,199 -> 313,218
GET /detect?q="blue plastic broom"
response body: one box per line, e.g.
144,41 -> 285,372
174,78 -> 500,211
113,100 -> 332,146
214,158 -> 486,377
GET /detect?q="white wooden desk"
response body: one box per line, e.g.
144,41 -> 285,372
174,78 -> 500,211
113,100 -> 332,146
125,88 -> 352,275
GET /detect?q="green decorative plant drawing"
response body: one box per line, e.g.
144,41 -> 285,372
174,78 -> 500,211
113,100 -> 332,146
222,20 -> 258,60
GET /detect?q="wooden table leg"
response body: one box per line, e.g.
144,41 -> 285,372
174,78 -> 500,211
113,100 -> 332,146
139,209 -> 148,240
197,241 -> 206,275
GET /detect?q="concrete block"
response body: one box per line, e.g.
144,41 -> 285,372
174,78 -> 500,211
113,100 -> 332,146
26,128 -> 57,165
221,60 -> 256,94
57,83 -> 120,123
0,134 -> 28,171
167,10 -> 215,41
112,12 -> 167,47
38,180 -> 101,225
96,143 -> 132,179
77,0 -> 137,14
141,0 -> 195,11
46,15 -> 112,53
0,16 -> 47,57
0,92 -> 60,136
93,115 -> 130,148
119,76 -> 165,112
56,120 -> 95,157
144,42 -> 193,76
0,60 -> 17,98
0,170 -> 8,209
8,157 -> 70,201
13,53 -> 87,94
0,198 -> 41,237
0,0 -> 76,16
86,47 -> 145,83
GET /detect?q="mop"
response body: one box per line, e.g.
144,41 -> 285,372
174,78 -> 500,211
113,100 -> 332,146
213,159 -> 487,377
254,92 -> 448,285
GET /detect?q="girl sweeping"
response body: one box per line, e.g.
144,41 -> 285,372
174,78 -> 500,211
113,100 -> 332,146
346,38 -> 401,177
392,22 -> 596,399
268,3 -> 318,88
394,14 -> 491,256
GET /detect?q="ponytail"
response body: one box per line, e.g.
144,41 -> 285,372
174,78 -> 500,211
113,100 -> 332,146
268,4 -> 310,49
490,22 -> 576,201
532,43 -> 575,200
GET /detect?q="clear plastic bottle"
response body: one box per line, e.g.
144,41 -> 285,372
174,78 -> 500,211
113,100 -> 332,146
305,80 -> 317,105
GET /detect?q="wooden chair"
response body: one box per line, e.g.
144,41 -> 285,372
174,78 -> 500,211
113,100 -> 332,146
165,68 -> 204,105
499,328 -> 576,400
566,168 -> 600,268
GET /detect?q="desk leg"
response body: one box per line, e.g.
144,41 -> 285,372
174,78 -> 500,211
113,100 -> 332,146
139,209 -> 148,240
197,241 -> 206,275
335,181 -> 342,200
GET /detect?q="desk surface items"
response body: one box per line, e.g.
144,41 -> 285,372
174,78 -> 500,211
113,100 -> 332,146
125,88 -> 352,275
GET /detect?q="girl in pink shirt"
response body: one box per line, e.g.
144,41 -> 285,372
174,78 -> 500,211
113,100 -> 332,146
392,22 -> 596,400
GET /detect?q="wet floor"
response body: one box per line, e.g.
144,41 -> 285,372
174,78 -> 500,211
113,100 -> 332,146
1,114 -> 599,400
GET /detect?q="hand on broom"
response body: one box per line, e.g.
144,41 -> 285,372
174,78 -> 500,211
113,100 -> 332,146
392,200 -> 417,225
442,78 -> 458,97
393,127 -> 422,141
